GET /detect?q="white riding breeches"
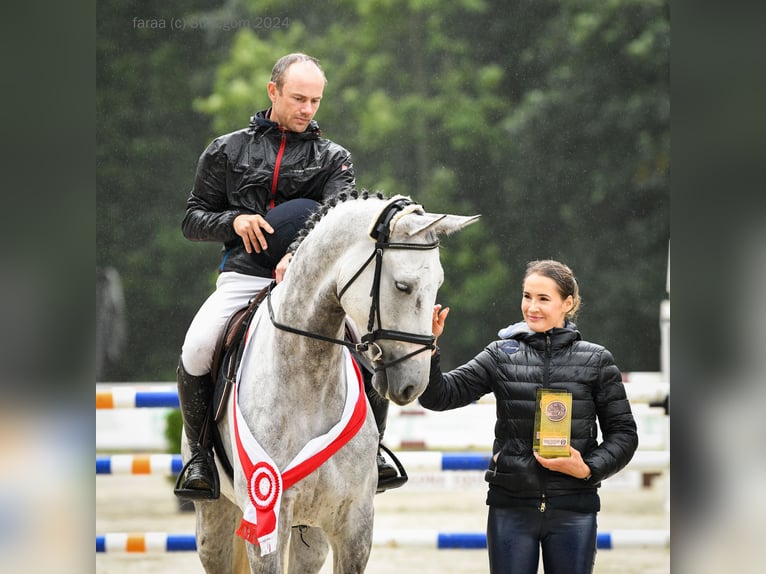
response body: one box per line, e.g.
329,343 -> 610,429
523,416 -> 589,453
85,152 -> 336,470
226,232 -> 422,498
181,272 -> 272,376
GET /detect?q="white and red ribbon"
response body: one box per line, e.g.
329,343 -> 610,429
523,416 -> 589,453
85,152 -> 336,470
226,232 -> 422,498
231,310 -> 367,555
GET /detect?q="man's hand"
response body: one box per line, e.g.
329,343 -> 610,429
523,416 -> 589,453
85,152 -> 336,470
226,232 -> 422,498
233,214 -> 274,254
275,253 -> 293,284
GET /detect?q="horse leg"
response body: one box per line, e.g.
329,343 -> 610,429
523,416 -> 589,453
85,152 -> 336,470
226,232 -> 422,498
243,540 -> 282,574
232,534 -> 249,574
194,497 -> 245,574
328,526 -> 373,574
325,501 -> 375,574
286,526 -> 330,574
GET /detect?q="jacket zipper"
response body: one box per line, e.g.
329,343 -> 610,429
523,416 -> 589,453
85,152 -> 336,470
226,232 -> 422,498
538,333 -> 553,510
543,333 -> 551,388
270,130 -> 287,209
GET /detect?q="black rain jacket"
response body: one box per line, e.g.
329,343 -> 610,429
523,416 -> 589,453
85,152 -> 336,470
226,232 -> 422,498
419,321 -> 638,503
181,110 -> 355,275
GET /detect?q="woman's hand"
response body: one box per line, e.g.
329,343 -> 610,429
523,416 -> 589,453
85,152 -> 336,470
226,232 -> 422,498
431,304 -> 449,355
432,304 -> 449,338
533,446 -> 591,480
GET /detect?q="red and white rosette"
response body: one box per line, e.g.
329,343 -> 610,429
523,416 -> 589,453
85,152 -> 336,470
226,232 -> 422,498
248,461 -> 281,512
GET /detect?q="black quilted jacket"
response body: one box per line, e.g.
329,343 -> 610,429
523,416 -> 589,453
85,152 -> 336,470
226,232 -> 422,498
419,321 -> 638,501
181,110 -> 355,275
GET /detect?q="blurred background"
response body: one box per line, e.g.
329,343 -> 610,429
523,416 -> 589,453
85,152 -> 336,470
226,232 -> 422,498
96,0 -> 670,382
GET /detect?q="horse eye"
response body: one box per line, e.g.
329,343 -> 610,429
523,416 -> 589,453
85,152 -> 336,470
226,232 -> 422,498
395,281 -> 411,293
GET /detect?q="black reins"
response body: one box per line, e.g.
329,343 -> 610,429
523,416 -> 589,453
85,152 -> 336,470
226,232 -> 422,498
267,197 -> 439,372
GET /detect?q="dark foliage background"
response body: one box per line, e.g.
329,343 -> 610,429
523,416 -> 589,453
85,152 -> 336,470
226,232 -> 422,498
97,0 -> 669,381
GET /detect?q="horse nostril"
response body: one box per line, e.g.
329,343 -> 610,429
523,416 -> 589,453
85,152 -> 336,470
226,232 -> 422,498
400,384 -> 417,404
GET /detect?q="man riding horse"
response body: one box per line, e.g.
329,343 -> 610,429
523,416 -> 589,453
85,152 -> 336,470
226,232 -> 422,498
176,53 -> 405,500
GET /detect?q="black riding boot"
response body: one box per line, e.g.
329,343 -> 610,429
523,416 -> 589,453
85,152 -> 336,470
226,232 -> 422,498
173,359 -> 219,500
364,373 -> 408,492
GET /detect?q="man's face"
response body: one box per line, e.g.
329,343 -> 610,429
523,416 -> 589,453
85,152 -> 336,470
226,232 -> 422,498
267,61 -> 325,132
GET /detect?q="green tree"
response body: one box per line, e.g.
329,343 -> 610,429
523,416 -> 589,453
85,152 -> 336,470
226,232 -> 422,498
495,0 -> 670,369
194,0 -> 668,370
97,0 -> 669,379
97,0 -> 226,380
193,0 -> 522,359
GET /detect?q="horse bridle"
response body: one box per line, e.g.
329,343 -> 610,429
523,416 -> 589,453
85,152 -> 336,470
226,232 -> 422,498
267,197 -> 438,372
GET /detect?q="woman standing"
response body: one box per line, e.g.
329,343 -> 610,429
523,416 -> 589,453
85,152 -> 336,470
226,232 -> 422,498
421,260 -> 638,573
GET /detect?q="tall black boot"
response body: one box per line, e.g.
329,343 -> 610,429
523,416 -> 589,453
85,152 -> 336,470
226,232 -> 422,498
173,359 -> 219,500
364,370 -> 408,492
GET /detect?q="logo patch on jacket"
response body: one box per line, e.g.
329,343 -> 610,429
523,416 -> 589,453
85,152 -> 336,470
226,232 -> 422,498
500,340 -> 520,354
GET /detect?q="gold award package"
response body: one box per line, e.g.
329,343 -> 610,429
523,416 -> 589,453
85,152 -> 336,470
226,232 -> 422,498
533,389 -> 572,458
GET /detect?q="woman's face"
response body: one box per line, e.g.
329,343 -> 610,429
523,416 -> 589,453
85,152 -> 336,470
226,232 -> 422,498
521,273 -> 574,333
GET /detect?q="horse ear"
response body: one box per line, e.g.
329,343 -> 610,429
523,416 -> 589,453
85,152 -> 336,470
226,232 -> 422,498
405,213 -> 481,238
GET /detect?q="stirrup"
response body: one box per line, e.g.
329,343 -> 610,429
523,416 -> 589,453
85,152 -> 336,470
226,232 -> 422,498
174,448 -> 220,500
376,443 -> 408,494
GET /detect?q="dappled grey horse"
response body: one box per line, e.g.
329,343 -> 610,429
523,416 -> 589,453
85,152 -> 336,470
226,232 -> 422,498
184,191 -> 478,573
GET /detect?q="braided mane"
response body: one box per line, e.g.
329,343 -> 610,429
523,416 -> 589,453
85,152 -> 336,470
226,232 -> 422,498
289,189 -> 387,253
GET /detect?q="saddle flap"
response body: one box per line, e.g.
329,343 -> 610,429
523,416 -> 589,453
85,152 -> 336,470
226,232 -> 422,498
211,285 -> 270,422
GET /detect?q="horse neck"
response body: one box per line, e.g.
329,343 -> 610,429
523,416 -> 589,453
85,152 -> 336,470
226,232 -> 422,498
269,251 -> 349,398
265,202 -> 370,400
239,283 -> 350,453
277,205 -> 365,347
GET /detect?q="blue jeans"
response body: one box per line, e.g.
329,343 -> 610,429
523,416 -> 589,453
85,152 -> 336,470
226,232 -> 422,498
487,506 -> 597,574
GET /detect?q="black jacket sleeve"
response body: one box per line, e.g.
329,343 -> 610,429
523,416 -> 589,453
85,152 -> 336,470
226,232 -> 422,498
581,349 -> 639,482
418,346 -> 496,411
181,138 -> 242,243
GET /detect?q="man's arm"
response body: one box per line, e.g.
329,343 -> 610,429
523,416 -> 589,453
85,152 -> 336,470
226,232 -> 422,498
181,139 -> 242,243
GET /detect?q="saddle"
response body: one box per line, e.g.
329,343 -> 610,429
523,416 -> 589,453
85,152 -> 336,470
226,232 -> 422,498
211,285 -> 271,424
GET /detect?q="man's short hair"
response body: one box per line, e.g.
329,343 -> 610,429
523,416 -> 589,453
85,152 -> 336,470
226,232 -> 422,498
270,53 -> 326,90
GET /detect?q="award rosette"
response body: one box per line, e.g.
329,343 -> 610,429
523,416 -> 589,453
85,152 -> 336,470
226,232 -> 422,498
533,389 -> 572,458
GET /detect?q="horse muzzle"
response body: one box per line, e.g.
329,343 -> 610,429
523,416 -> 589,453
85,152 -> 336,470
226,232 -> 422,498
371,361 -> 429,406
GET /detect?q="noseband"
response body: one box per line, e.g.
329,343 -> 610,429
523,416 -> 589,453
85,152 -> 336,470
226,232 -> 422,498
267,198 -> 438,372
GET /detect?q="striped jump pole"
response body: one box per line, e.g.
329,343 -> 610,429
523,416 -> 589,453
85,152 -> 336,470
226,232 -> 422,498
96,532 -> 197,553
97,529 -> 669,552
97,385 -> 178,409
97,379 -> 669,409
374,529 -> 670,550
96,450 -> 668,475
393,450 -> 669,473
96,454 -> 183,475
